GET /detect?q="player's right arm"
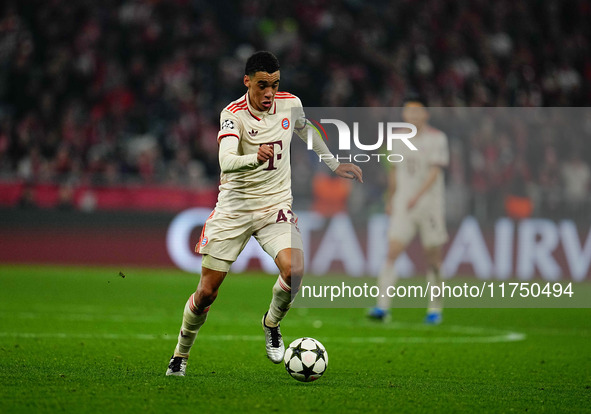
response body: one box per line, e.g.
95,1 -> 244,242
219,136 -> 273,173
217,111 -> 272,173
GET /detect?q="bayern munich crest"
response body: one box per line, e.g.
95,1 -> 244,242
281,118 -> 290,130
201,237 -> 208,247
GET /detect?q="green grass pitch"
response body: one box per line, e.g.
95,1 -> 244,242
0,264 -> 590,413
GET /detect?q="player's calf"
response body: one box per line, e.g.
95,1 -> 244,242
166,293 -> 210,376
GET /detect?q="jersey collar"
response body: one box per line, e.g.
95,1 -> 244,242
245,93 -> 276,121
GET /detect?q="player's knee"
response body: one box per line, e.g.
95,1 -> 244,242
386,251 -> 397,262
196,285 -> 219,307
424,247 -> 442,268
387,245 -> 404,262
291,261 -> 304,279
281,261 -> 303,286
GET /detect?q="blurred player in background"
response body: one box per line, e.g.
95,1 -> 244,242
166,51 -> 363,376
369,97 -> 449,324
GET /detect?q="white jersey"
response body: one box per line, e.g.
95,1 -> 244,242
393,126 -> 449,214
215,91 -> 304,213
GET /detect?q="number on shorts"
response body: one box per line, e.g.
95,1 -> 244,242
276,209 -> 296,224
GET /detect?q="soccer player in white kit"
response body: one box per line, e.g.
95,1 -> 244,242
166,51 -> 363,376
369,97 -> 449,324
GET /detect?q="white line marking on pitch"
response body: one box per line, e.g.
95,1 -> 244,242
0,331 -> 526,344
2,310 -> 587,338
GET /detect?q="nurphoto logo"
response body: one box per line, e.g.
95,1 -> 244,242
306,119 -> 418,163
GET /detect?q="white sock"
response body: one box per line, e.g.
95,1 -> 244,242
426,267 -> 443,313
174,293 -> 209,357
377,262 -> 399,310
265,275 -> 292,327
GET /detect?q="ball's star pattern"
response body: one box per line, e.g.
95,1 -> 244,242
284,338 -> 327,382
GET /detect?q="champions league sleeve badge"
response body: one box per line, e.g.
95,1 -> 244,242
221,119 -> 235,130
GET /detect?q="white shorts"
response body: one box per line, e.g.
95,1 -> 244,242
388,206 -> 448,248
196,205 -> 303,263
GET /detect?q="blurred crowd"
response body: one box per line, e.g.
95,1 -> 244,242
437,108 -> 591,223
0,0 -> 590,219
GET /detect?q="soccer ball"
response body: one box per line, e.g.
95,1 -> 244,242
284,337 -> 328,382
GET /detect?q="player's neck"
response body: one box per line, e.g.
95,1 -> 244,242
246,91 -> 271,114
415,123 -> 428,135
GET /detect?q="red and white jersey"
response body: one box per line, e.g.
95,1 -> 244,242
215,91 -> 305,213
392,126 -> 449,213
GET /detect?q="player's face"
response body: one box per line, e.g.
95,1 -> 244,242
244,71 -> 280,112
402,102 -> 429,128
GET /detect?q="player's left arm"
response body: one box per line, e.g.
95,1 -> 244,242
294,120 -> 363,182
292,99 -> 363,182
334,163 -> 363,182
407,166 -> 441,210
408,131 -> 449,209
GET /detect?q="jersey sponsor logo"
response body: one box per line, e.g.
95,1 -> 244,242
262,140 -> 283,170
281,118 -> 290,130
248,129 -> 258,137
221,119 -> 235,130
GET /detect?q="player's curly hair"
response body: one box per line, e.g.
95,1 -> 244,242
245,51 -> 280,76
